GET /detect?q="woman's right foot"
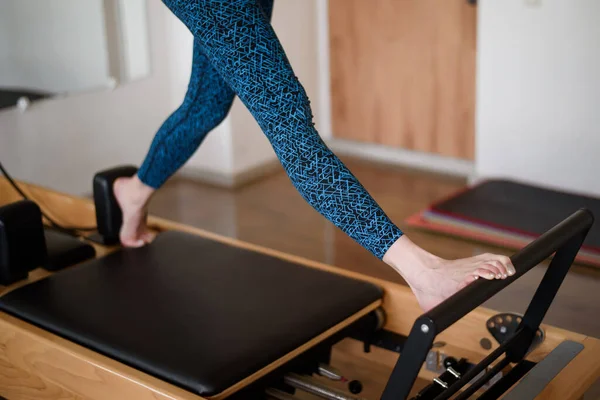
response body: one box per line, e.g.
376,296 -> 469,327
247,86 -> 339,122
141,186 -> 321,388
113,175 -> 155,247
383,236 -> 515,311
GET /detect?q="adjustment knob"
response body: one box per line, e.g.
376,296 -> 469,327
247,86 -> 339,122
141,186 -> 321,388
348,380 -> 363,394
443,356 -> 458,369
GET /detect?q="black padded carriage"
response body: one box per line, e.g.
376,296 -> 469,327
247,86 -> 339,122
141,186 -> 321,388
0,231 -> 382,397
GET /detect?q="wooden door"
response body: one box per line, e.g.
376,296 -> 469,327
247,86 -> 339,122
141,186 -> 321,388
329,0 -> 476,160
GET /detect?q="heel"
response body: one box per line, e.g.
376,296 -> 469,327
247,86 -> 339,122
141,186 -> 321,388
92,165 -> 138,245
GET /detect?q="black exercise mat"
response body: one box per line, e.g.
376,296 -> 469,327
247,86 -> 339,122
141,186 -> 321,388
430,179 -> 600,252
0,230 -> 382,397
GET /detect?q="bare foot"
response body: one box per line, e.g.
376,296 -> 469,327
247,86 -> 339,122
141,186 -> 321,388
383,236 -> 515,311
113,175 -> 155,247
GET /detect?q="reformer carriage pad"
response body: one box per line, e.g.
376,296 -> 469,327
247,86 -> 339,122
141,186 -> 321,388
0,230 -> 383,396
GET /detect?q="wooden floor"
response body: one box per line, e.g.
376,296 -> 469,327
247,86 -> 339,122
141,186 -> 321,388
149,157 -> 600,339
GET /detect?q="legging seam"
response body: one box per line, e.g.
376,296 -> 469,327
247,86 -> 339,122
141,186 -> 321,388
138,66 -> 215,185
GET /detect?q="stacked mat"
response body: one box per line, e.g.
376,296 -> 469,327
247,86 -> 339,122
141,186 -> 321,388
406,179 -> 600,268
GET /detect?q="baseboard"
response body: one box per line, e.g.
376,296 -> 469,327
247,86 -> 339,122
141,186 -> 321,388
233,159 -> 282,187
467,173 -> 485,186
178,160 -> 282,189
326,138 -> 475,178
178,139 -> 474,187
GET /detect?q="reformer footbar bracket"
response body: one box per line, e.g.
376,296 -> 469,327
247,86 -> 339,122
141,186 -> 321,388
380,208 -> 595,400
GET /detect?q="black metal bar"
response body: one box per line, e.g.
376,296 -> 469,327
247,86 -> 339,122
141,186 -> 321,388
508,230 -> 588,361
476,360 -> 536,400
380,208 -> 594,399
424,208 -> 594,334
501,340 -> 584,400
449,357 -> 511,400
423,331 -> 520,400
380,317 -> 435,400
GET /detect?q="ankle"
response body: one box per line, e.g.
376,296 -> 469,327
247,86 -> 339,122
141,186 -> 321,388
383,235 -> 441,278
117,175 -> 154,209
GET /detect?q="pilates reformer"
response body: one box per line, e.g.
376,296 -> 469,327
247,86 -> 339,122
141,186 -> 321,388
0,166 -> 599,400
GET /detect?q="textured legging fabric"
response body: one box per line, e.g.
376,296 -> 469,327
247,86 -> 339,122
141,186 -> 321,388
138,0 -> 403,259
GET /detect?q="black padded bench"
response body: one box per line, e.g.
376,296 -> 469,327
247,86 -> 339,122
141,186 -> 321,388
0,231 -> 382,397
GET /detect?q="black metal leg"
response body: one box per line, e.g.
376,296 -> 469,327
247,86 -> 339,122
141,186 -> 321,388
508,231 -> 588,361
380,317 -> 435,400
379,209 -> 594,399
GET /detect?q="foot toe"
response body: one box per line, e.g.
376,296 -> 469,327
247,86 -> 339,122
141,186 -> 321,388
141,231 -> 155,243
120,236 -> 145,248
475,268 -> 496,280
495,255 -> 516,275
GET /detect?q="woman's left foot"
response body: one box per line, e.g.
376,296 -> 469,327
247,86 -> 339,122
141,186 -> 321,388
113,175 -> 155,247
383,236 -> 515,311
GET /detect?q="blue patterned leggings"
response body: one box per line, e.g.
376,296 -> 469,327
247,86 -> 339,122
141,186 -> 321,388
138,0 -> 403,259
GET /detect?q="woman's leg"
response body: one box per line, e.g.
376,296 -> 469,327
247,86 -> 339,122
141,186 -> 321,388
139,40 -> 236,188
114,39 -> 235,246
162,0 -> 402,258
137,0 -> 275,189
160,0 -> 514,310
114,1 -> 275,247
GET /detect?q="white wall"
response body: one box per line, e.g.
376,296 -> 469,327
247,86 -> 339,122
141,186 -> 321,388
0,0 -> 321,195
0,0 -> 225,195
0,10 -> 10,73
0,0 -> 111,94
118,0 -> 152,82
10,0 -> 596,201
475,0 -> 600,196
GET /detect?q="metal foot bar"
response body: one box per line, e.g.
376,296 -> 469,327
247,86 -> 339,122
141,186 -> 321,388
380,208 -> 594,399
